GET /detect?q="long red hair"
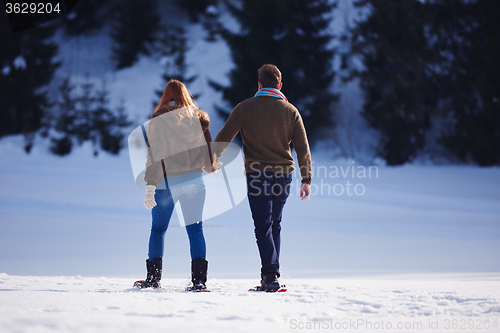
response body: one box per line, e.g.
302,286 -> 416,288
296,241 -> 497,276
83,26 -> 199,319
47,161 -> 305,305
152,79 -> 209,126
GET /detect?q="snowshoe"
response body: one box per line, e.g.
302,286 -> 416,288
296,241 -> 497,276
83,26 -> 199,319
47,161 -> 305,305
249,274 -> 287,292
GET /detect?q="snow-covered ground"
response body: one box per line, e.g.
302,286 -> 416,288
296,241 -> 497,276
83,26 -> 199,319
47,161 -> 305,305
1,274 -> 500,333
0,131 -> 500,278
1,134 -> 500,332
1,135 -> 499,278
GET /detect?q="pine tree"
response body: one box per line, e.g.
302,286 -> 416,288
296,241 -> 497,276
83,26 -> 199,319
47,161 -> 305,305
49,77 -> 77,155
110,0 -> 161,69
153,25 -> 198,110
175,0 -> 217,23
431,0 -> 500,166
210,0 -> 338,143
61,0 -> 118,37
347,0 -> 442,165
92,83 -> 131,155
0,19 -> 60,152
77,80 -> 96,147
99,101 -> 130,154
49,77 -> 131,156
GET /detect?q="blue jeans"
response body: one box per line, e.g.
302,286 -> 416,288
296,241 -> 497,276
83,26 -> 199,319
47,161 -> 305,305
148,181 -> 206,261
246,172 -> 292,276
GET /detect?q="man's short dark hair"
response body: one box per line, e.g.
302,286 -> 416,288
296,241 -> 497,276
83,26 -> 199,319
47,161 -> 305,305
258,64 -> 282,89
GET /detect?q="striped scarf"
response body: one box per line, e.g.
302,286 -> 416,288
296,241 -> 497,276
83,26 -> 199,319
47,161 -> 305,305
254,88 -> 288,102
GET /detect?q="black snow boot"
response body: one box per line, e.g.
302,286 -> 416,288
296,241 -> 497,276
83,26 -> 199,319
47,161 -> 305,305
133,258 -> 162,289
187,258 -> 208,291
260,273 -> 280,292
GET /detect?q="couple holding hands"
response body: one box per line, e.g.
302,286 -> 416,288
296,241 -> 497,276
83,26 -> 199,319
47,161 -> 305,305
134,64 -> 312,292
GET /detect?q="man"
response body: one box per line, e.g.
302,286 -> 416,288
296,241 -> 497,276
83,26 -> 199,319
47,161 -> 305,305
214,64 -> 312,292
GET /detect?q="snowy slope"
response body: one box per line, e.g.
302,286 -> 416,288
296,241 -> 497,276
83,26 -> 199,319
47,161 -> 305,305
49,1 -> 233,133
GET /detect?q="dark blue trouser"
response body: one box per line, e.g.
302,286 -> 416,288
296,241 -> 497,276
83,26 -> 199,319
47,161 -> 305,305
246,172 -> 292,276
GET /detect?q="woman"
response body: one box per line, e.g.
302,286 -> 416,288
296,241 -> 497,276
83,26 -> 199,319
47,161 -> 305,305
134,79 -> 216,291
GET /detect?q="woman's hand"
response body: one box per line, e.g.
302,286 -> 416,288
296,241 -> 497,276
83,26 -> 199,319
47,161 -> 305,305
144,185 -> 157,209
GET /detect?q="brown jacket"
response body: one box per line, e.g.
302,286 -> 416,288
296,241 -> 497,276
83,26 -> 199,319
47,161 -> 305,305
144,106 -> 215,186
214,96 -> 312,184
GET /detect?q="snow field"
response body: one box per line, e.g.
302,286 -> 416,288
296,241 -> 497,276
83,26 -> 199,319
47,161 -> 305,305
1,135 -> 500,277
1,273 -> 500,333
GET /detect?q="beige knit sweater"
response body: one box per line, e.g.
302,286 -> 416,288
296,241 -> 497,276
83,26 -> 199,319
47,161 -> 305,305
214,96 -> 312,184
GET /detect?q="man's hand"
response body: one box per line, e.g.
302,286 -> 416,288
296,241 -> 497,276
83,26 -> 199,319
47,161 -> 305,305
144,185 -> 157,209
209,160 -> 223,174
300,183 -> 311,200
